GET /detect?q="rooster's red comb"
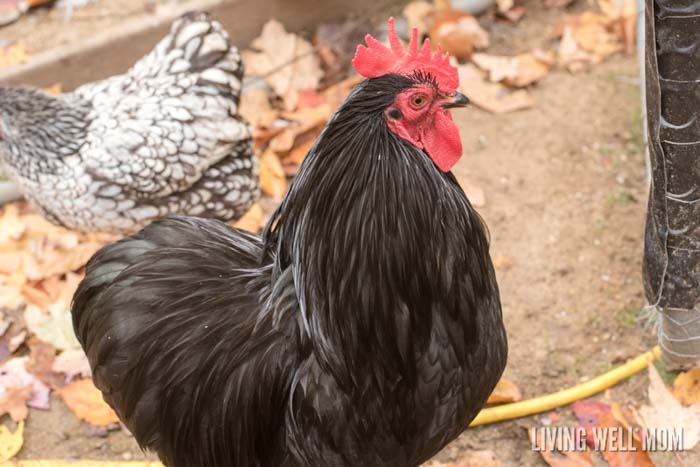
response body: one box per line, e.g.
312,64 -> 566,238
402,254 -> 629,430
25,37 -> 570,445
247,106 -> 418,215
352,17 -> 459,90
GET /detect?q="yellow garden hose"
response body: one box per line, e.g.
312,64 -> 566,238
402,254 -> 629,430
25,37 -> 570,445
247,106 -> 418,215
470,345 -> 662,426
1,346 -> 662,467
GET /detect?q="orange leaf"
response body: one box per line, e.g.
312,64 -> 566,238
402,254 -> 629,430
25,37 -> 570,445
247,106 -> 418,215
269,104 -> 332,156
232,203 -> 264,233
672,367 -> 700,406
44,83 -> 63,96
0,385 -> 32,422
57,379 -> 119,426
471,53 -> 550,88
572,400 -> 654,467
26,0 -> 54,7
21,282 -> 53,310
259,151 -> 287,201
487,377 -> 522,404
322,74 -> 363,110
25,338 -> 64,389
492,255 -> 514,271
597,413 -> 654,467
610,402 -> 644,443
430,10 -> 489,60
0,42 -> 31,69
282,132 -> 317,176
0,204 -> 112,281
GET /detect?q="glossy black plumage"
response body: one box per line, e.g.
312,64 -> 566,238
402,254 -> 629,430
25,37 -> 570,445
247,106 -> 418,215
72,73 -> 507,467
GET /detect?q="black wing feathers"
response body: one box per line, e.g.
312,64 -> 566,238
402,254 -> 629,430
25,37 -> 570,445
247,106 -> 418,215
72,217 -> 298,467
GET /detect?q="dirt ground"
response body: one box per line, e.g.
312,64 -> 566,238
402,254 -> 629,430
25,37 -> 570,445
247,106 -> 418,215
4,0 -> 699,466
0,0 -> 170,54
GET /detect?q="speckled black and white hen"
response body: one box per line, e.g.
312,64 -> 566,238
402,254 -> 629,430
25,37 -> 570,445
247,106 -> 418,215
0,12 -> 257,233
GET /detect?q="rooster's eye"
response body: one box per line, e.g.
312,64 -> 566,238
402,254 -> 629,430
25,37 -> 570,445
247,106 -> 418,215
409,94 -> 429,109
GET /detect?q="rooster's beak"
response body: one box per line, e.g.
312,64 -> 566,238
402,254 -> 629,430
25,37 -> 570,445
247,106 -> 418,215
442,92 -> 470,109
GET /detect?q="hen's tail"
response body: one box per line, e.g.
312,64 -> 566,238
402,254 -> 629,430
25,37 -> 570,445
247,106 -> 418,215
132,11 -> 243,102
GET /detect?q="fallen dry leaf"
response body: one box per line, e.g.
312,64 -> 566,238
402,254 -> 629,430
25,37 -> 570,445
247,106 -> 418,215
458,64 -> 534,114
25,338 -> 64,388
259,151 -> 288,201
673,367 -> 700,406
23,275 -> 80,351
572,14 -> 623,58
0,385 -> 32,422
557,26 -> 592,73
0,421 -> 24,463
44,83 -> 63,96
1,275 -> 26,299
555,8 -> 632,72
571,400 -> 612,440
239,88 -> 273,128
283,133 -> 315,176
571,399 -> 653,467
270,104 -> 332,154
22,273 -> 82,352
0,300 -> 27,357
0,281 -> 25,310
579,402 -> 655,467
52,349 -> 92,382
493,255 -> 514,271
0,356 -> 50,410
232,203 -> 265,233
0,204 -> 26,244
496,0 -> 514,13
422,450 -> 503,466
321,74 -> 363,110
532,48 -> 557,67
430,10 -> 489,60
25,0 -> 54,7
639,364 -> 700,450
24,304 -> 80,351
404,1 -> 436,37
0,41 -> 30,69
598,0 -> 636,54
457,176 -> 486,207
487,377 -> 522,404
242,20 -> 323,110
472,53 -> 550,88
58,378 -> 119,426
0,205 -> 111,281
610,402 -> 644,444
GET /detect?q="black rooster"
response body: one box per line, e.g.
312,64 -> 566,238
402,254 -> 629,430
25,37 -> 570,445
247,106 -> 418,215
72,18 -> 507,467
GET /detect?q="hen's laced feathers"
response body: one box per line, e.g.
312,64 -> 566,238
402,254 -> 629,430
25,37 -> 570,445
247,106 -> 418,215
0,87 -> 89,177
0,12 -> 257,233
